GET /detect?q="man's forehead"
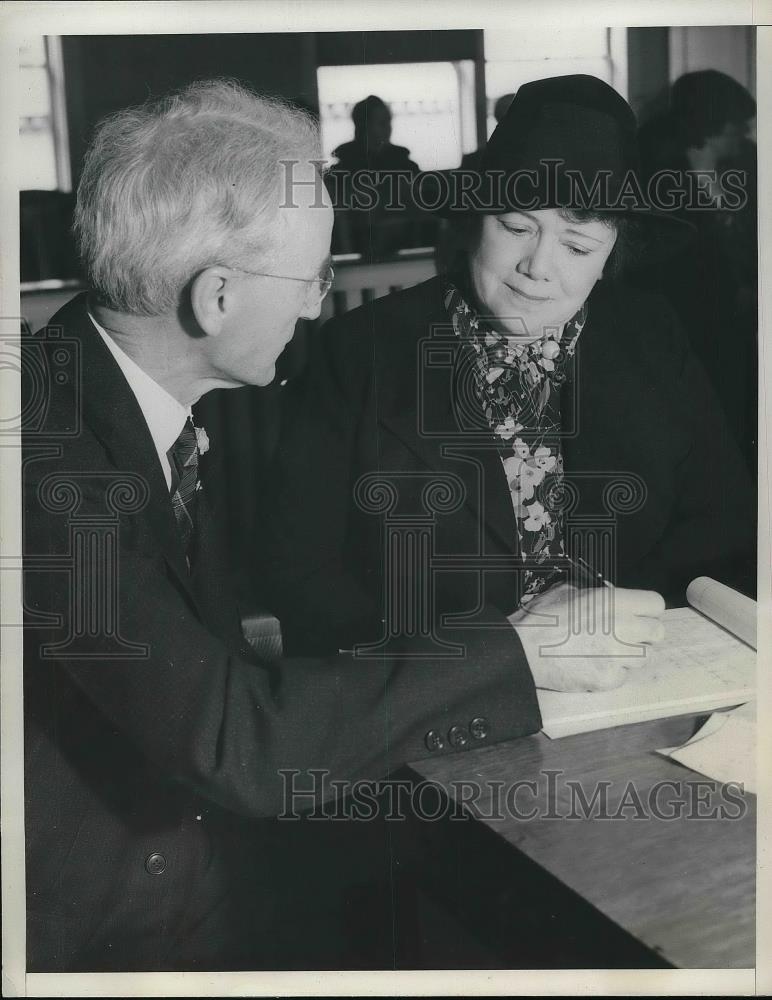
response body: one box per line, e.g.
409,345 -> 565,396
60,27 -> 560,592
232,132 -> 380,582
279,159 -> 331,210
275,187 -> 333,270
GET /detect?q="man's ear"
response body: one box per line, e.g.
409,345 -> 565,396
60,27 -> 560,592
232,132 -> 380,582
190,267 -> 230,336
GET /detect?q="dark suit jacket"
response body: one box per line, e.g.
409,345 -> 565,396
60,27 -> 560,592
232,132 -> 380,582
23,294 -> 541,971
261,276 -> 755,656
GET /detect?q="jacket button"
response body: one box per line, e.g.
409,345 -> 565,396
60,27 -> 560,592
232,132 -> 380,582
145,852 -> 166,875
470,717 -> 490,741
448,725 -> 469,748
425,729 -> 446,751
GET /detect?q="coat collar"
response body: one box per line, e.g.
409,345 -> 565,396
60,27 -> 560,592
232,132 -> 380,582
372,277 -> 634,554
374,278 -> 518,552
47,293 -> 195,593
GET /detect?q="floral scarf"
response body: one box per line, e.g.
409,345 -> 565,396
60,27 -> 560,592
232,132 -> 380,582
444,279 -> 588,607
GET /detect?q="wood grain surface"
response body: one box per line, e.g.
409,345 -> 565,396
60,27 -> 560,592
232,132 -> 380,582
409,714 -> 755,968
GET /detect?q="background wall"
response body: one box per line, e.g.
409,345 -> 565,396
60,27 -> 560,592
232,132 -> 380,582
61,30 -> 484,187
627,24 -> 756,125
669,25 -> 756,94
58,26 -> 757,188
61,33 -> 320,186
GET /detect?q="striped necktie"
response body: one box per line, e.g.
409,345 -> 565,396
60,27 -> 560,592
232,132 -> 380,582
168,417 -> 199,562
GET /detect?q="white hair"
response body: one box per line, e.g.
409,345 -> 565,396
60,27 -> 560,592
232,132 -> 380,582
73,79 -> 322,315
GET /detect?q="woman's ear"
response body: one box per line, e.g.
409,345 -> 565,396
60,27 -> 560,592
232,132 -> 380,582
190,267 -> 230,337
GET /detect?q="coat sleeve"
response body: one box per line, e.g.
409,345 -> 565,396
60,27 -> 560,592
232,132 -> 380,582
24,471 -> 542,822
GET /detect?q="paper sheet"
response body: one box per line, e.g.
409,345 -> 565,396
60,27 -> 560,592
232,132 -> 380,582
538,607 -> 755,738
656,702 -> 756,793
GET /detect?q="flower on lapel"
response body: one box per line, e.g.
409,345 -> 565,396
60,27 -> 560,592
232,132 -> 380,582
194,424 -> 210,455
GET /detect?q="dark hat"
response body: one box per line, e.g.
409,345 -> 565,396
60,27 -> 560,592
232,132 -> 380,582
430,74 -> 692,254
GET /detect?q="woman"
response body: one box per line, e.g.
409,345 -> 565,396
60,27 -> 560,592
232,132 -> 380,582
260,75 -> 754,657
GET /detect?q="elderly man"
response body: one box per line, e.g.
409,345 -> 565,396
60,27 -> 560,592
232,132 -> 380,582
23,79 -> 661,972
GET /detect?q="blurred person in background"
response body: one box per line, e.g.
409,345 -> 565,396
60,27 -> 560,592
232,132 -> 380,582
636,70 -> 757,473
326,94 -> 422,258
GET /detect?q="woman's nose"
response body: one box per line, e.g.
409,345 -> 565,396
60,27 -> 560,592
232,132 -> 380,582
516,237 -> 552,280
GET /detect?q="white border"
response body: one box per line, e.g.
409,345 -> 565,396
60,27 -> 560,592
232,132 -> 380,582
2,2 -> 770,996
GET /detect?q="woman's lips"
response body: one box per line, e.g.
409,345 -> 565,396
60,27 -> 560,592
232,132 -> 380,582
506,283 -> 551,302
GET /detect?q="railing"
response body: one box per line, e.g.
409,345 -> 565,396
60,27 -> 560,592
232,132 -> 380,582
320,247 -> 438,322
20,250 -> 438,331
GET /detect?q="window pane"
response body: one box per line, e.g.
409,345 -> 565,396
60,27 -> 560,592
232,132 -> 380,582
19,36 -> 47,66
318,62 -> 474,171
19,65 -> 52,121
18,43 -> 59,190
19,130 -> 58,189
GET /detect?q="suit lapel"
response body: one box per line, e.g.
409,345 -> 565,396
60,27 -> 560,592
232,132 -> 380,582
50,294 -> 198,599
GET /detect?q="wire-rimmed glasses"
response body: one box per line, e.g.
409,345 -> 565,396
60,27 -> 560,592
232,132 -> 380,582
222,259 -> 335,303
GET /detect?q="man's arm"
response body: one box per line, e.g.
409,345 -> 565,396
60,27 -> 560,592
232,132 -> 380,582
24,490 -> 542,821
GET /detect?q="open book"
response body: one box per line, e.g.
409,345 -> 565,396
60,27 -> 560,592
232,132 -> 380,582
537,577 -> 756,739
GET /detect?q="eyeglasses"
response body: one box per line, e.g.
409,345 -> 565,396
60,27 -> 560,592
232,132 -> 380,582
222,260 -> 335,301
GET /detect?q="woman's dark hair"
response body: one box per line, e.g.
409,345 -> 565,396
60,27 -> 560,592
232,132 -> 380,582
558,207 -> 647,277
440,207 -> 648,279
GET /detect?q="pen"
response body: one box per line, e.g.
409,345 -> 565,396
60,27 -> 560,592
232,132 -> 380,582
565,553 -> 615,589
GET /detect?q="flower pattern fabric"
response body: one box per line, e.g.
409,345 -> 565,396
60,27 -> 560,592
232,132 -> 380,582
444,281 -> 588,607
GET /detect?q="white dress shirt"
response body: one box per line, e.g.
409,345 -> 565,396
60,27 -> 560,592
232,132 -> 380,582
89,312 -> 190,491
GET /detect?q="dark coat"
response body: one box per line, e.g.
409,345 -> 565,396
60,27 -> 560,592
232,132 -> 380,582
23,294 -> 540,971
261,276 -> 755,656
331,139 -> 420,175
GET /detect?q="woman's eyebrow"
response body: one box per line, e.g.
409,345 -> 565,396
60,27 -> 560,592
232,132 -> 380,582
562,227 -> 605,243
503,211 -> 608,243
504,210 -> 537,224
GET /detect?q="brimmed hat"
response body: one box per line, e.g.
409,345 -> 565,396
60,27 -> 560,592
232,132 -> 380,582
430,74 -> 693,255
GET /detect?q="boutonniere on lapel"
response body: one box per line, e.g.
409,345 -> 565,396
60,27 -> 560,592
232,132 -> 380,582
193,424 -> 209,456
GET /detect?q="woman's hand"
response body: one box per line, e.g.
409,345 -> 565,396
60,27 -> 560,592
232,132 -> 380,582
508,583 -> 666,692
